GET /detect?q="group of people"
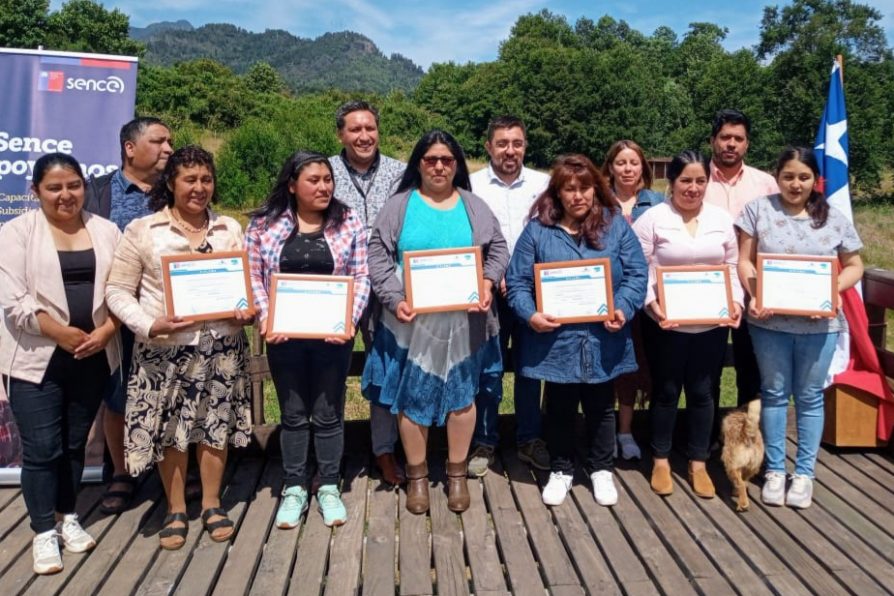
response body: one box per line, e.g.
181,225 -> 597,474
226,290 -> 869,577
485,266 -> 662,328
0,103 -> 863,576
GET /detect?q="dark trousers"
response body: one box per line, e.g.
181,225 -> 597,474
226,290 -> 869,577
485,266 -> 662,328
731,319 -> 762,405
7,348 -> 109,532
267,340 -> 351,489
644,317 -> 726,462
544,381 -> 615,475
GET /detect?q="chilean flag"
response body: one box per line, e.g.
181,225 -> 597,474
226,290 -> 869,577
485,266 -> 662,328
816,59 -> 894,441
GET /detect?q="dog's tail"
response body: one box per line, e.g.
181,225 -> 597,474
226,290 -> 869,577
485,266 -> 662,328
746,399 -> 762,431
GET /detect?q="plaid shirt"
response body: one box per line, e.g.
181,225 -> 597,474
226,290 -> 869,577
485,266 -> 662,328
245,208 -> 370,326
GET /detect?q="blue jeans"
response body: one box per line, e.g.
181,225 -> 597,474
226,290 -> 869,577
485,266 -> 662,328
750,325 -> 838,478
473,294 -> 542,447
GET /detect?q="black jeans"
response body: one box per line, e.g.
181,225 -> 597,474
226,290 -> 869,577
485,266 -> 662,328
644,317 -> 727,462
7,348 -> 109,532
544,381 -> 615,475
267,340 -> 351,489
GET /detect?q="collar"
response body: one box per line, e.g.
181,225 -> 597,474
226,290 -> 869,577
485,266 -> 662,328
113,168 -> 146,194
710,160 -> 745,185
485,163 -> 527,188
340,149 -> 380,178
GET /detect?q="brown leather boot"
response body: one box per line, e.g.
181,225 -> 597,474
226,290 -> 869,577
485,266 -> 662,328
689,462 -> 715,499
446,460 -> 470,513
651,462 -> 674,496
405,462 -> 429,514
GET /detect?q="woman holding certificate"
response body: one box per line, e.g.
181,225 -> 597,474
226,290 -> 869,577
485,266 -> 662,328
363,130 -> 508,515
0,153 -> 121,574
737,147 -> 863,509
506,154 -> 647,507
106,146 -> 252,550
632,150 -> 743,499
245,151 -> 370,528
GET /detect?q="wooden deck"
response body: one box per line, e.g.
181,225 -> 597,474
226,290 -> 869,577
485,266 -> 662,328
0,419 -> 892,595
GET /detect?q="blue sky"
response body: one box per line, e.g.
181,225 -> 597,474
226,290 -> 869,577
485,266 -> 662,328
52,0 -> 894,68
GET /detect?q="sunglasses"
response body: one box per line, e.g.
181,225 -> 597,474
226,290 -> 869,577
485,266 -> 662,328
421,155 -> 456,167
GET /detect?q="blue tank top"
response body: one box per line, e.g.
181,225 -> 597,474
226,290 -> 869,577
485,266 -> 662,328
397,190 -> 473,266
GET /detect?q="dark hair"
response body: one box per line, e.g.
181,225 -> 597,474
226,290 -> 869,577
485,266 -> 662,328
335,100 -> 380,131
250,151 -> 349,228
666,150 -> 711,186
148,145 -> 218,212
529,154 -> 616,250
775,146 -> 829,229
601,139 -> 653,191
31,152 -> 85,188
396,129 -> 471,193
486,115 -> 526,141
710,108 -> 751,139
119,116 -> 169,163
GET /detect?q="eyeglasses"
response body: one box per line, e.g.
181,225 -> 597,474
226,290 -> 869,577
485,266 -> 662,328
421,155 -> 456,167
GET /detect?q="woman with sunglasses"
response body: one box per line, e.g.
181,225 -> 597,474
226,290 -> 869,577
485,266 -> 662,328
363,130 -> 508,514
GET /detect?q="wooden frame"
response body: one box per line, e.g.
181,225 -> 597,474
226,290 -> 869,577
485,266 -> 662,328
756,253 -> 838,317
534,258 -> 614,324
403,246 -> 484,314
161,250 -> 254,322
267,273 -> 354,340
656,265 -> 735,326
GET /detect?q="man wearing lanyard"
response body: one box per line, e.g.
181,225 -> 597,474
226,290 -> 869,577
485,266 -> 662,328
328,101 -> 406,485
468,115 -> 550,476
704,109 -> 779,414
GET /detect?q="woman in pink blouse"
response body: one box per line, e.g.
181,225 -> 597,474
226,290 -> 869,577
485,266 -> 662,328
632,150 -> 743,499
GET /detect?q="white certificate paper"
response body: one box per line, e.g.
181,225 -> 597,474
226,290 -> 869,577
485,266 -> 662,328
536,261 -> 611,322
270,275 -> 352,338
405,248 -> 483,312
164,253 -> 251,321
759,255 -> 836,315
660,268 -> 732,324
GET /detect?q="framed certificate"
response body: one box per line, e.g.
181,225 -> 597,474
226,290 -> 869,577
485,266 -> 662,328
161,251 -> 254,322
267,274 -> 354,339
404,247 -> 484,313
656,265 -> 734,325
756,253 -> 838,317
534,258 -> 614,324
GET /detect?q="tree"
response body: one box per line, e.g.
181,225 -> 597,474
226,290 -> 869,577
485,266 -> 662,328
45,0 -> 143,56
0,0 -> 49,48
244,61 -> 285,94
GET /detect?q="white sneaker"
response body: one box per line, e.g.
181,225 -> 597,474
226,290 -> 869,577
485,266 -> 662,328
786,474 -> 814,509
58,513 -> 96,553
590,470 -> 618,506
32,529 -> 63,575
761,471 -> 786,506
617,434 -> 641,460
541,472 -> 573,506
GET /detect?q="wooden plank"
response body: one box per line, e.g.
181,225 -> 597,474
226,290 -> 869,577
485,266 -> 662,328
361,477 -> 397,596
480,457 -> 544,596
397,486 -> 432,596
811,441 -> 894,508
324,462 -> 368,596
428,463 -> 469,596
0,493 -> 28,540
214,460 -> 282,596
0,515 -> 34,578
461,476 -> 507,594
288,495 -> 331,596
836,452 -> 894,491
0,488 -> 21,512
864,452 -> 894,476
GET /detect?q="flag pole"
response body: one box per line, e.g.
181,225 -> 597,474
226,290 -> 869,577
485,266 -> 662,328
837,54 -> 844,82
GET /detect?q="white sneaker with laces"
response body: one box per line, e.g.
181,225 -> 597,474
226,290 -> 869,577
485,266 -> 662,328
541,472 -> 573,506
32,529 -> 63,575
761,471 -> 786,506
617,434 -> 641,460
590,470 -> 618,506
58,513 -> 96,553
785,474 -> 814,509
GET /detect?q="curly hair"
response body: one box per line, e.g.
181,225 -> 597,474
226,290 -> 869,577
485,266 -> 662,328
148,145 -> 218,212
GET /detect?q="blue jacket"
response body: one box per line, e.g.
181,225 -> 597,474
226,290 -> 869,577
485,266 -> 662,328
631,188 -> 665,221
506,213 -> 647,384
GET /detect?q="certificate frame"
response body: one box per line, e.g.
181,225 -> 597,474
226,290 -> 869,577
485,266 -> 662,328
534,258 -> 614,324
267,273 -> 354,340
656,265 -> 735,326
161,250 -> 254,322
403,247 -> 485,314
756,253 -> 838,317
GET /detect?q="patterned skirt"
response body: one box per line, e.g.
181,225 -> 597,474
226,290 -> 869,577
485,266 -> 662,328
124,331 -> 252,476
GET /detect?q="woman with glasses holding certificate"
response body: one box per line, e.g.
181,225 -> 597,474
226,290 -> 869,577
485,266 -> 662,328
736,146 -> 863,509
506,154 -> 647,508
106,146 -> 252,550
632,150 -> 743,499
363,130 -> 508,515
245,151 -> 370,529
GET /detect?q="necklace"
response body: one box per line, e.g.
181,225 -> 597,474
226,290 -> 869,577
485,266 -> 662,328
173,209 -> 208,233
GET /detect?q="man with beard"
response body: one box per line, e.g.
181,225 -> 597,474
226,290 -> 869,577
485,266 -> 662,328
468,116 -> 549,476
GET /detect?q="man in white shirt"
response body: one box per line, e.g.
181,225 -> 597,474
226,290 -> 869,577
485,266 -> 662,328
468,116 -> 550,476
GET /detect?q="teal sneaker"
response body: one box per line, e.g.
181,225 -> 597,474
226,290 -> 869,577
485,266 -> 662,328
317,484 -> 347,527
276,485 -> 308,529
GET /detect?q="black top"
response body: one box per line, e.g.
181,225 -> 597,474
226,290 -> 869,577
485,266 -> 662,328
279,228 -> 334,275
58,249 -> 96,332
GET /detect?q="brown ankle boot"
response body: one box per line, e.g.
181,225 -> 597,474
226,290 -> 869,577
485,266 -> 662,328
405,462 -> 429,514
689,462 -> 715,498
446,460 -> 470,512
651,463 -> 674,496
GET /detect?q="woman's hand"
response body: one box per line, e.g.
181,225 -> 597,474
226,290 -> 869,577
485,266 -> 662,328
722,302 -> 743,329
529,312 -> 560,333
56,326 -> 91,354
648,301 -> 678,329
469,279 -> 495,313
396,301 -> 416,324
604,309 -> 627,333
747,301 -> 772,320
149,315 -> 194,338
74,319 -> 117,360
259,317 -> 288,345
232,308 -> 255,325
325,323 -> 355,345
499,277 -> 508,298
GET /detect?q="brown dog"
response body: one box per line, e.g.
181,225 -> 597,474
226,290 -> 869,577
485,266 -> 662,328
721,399 -> 764,511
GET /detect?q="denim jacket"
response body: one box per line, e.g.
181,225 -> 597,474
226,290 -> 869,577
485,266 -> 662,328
631,188 -> 665,221
506,213 -> 647,384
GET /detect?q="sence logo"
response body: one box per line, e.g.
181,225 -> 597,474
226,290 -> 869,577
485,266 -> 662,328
38,71 -> 65,92
37,71 -> 126,94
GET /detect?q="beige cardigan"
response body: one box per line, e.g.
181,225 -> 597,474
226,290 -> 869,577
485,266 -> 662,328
0,208 -> 123,383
